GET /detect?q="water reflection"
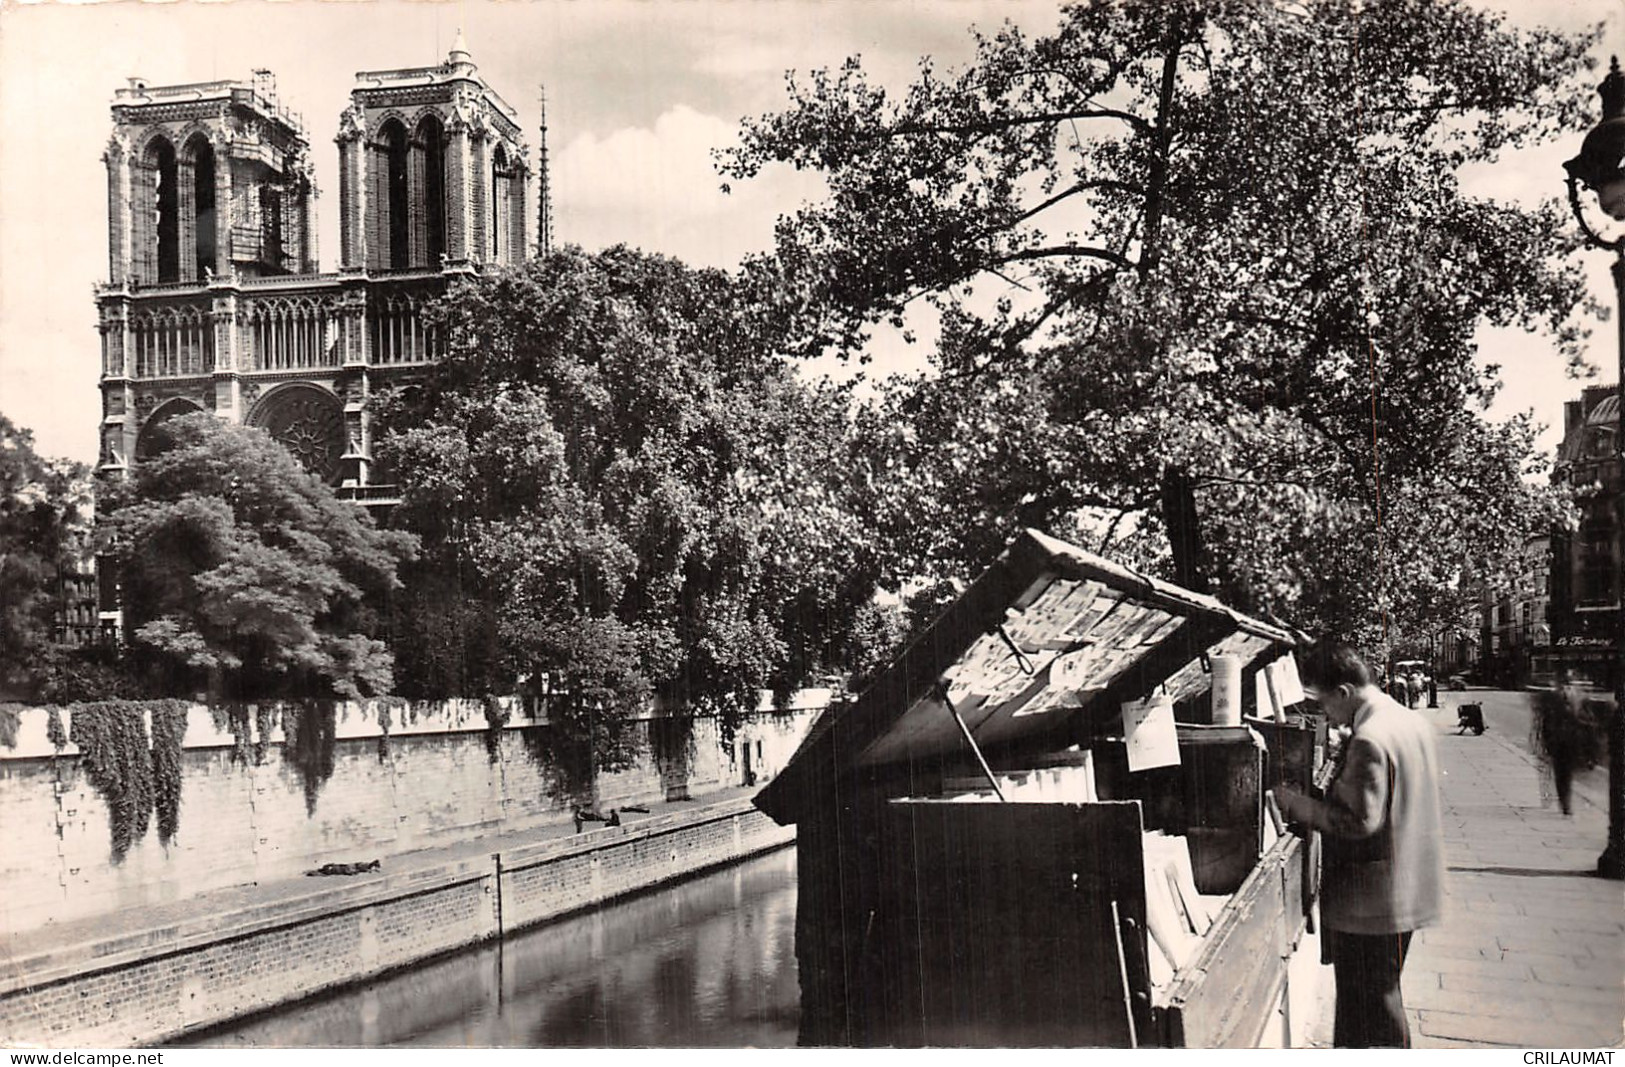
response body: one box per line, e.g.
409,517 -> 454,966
184,848 -> 799,1048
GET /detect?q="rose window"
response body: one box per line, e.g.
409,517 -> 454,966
258,389 -> 346,484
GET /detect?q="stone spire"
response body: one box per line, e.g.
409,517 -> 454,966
537,83 -> 554,255
448,29 -> 474,72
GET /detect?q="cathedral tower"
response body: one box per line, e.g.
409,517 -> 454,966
97,43 -> 536,506
104,71 -> 317,288
337,33 -> 530,274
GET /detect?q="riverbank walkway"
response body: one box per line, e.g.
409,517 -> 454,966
1305,691 -> 1624,1049
2,783 -> 765,981
11,693 -> 1620,1050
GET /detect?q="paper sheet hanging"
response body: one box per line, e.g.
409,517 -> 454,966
1122,694 -> 1180,771
1210,654 -> 1242,726
1277,653 -> 1307,706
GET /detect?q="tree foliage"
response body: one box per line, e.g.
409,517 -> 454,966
0,413 -> 91,694
721,0 -> 1592,651
377,246 -> 883,765
98,413 -> 416,700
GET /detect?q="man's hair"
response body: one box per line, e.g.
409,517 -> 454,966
1297,642 -> 1374,690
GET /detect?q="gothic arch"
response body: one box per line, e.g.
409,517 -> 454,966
247,382 -> 346,484
134,396 -> 204,461
131,126 -> 180,165
174,122 -> 213,148
367,109 -> 413,143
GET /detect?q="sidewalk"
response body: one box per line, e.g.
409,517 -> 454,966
1306,695 -> 1623,1049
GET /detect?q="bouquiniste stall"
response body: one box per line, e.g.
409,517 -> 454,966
756,529 -> 1328,1047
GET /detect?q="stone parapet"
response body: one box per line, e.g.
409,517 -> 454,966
0,797 -> 792,1047
0,698 -> 819,936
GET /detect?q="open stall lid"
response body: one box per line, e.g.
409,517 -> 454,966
755,529 -> 1297,825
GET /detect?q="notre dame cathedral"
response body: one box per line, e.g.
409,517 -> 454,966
96,38 -> 551,503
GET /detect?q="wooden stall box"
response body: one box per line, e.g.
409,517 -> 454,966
756,529 -> 1325,1047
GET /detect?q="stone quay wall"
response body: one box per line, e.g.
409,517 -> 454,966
0,797 -> 794,1048
0,694 -> 824,935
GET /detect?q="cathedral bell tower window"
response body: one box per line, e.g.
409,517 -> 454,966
189,137 -> 217,278
492,143 -> 511,263
149,137 -> 179,283
382,119 -> 411,270
419,115 -> 447,267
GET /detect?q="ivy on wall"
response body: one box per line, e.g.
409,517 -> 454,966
650,715 -> 696,785
483,694 -> 509,765
254,705 -> 273,765
213,705 -> 251,765
66,700 -> 190,863
150,702 -> 188,846
0,704 -> 19,749
282,701 -> 336,815
375,701 -> 392,763
519,724 -> 595,808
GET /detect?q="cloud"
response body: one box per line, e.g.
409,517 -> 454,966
554,104 -> 826,269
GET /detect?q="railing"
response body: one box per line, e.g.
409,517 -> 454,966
113,80 -> 303,133
370,295 -> 441,365
240,272 -> 342,290
131,279 -> 208,295
355,64 -> 448,82
130,302 -> 215,378
114,79 -> 239,103
246,297 -> 342,371
338,484 -> 402,505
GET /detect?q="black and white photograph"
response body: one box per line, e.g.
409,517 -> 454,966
0,0 -> 1621,1053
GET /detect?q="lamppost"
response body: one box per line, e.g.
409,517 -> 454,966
1563,55 -> 1625,881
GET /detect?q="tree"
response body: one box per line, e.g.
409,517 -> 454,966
98,413 -> 416,701
377,246 -> 883,778
721,0 -> 1591,651
0,414 -> 90,694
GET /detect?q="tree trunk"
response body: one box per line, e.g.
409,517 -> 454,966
1161,466 -> 1209,594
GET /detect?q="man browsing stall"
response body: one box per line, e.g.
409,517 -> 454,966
1275,642 -> 1446,1048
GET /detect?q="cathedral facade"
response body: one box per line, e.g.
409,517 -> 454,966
96,41 -> 544,503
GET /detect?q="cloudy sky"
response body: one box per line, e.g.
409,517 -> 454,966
0,0 -> 1620,468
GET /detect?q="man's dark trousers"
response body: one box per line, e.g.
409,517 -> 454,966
1331,931 -> 1413,1047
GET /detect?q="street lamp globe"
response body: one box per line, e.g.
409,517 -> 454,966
1565,59 -> 1625,223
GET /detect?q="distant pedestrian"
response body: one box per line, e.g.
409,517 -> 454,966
1406,672 -> 1423,710
1276,642 -> 1445,1048
1531,676 -> 1604,816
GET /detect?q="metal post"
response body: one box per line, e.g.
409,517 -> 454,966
1599,252 -> 1625,880
1559,56 -> 1625,878
937,683 -> 1006,801
1428,632 -> 1440,707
